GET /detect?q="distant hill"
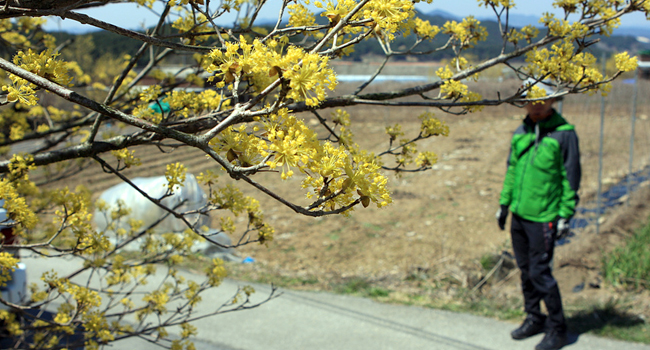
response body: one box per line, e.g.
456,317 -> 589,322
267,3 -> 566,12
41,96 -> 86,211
45,11 -> 650,65
612,26 -> 650,40
468,12 -> 650,46
426,9 -> 461,21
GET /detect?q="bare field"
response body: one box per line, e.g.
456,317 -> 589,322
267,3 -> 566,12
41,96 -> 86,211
228,78 -> 650,321
36,78 -> 650,325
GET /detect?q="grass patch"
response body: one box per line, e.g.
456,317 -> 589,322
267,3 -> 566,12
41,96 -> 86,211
223,262 -> 320,288
602,220 -> 650,289
479,253 -> 501,271
282,245 -> 296,253
362,222 -> 383,231
409,291 -> 525,321
456,296 -> 525,320
368,287 -> 391,297
335,277 -> 370,294
567,299 -> 649,343
327,233 -> 340,241
595,216 -> 650,343
334,277 -> 391,298
250,274 -> 320,288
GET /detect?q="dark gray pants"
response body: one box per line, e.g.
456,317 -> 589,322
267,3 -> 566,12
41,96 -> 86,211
511,214 -> 567,333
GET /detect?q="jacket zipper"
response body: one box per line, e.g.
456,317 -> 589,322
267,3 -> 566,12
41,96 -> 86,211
530,123 -> 540,165
513,133 -> 533,214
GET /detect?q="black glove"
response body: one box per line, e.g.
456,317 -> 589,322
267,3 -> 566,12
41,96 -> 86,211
496,204 -> 509,230
556,217 -> 571,240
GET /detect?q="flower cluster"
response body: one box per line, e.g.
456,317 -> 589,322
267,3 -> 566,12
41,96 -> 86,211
442,16 -> 488,48
0,179 -> 37,230
40,272 -> 103,326
385,123 -> 404,141
165,162 -> 187,194
316,0 -> 417,40
316,0 -> 359,25
415,151 -> 438,168
478,0 -> 515,8
551,0 -> 621,36
260,109 -> 320,179
525,39 -> 608,93
172,12 -> 211,44
434,57 -> 483,110
50,187 -> 108,254
83,312 -> 114,347
283,48 -> 338,106
215,109 -> 391,212
288,3 -> 316,27
208,184 -> 275,243
526,85 -> 551,100
204,36 -> 337,106
460,91 -> 484,112
0,18 -> 47,47
0,310 -> 22,336
440,79 -> 468,99
205,258 -> 227,287
111,148 -> 142,169
0,253 -> 19,287
165,89 -> 227,117
614,52 -> 638,72
210,124 -> 266,167
332,108 -> 351,127
362,0 -> 415,40
507,25 -> 539,45
419,112 -> 450,138
411,17 -> 441,39
2,49 -> 89,107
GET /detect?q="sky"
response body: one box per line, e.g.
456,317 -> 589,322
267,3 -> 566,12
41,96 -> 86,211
42,0 -> 649,33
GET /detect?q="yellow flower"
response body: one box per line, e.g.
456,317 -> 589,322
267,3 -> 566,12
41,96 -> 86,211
415,151 -> 438,168
288,3 -> 316,27
412,18 -> 440,39
442,16 -> 487,48
419,112 -> 449,137
165,163 -> 187,193
440,79 -> 468,99
331,109 -> 351,126
436,65 -> 454,80
615,52 -> 638,72
0,253 -> 19,288
385,124 -> 404,141
205,258 -> 227,287
362,0 -> 415,40
283,49 -> 337,106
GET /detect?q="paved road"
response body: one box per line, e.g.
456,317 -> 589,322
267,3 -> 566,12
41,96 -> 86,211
23,255 -> 650,350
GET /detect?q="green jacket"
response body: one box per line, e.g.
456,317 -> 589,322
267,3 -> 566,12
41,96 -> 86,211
499,110 -> 581,222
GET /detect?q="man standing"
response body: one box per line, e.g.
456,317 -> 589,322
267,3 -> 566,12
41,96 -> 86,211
496,79 -> 581,350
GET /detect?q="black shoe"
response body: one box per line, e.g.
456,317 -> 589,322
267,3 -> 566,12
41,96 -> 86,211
511,317 -> 545,340
535,329 -> 567,350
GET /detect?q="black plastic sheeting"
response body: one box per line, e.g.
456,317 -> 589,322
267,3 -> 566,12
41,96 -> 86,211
556,166 -> 650,246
